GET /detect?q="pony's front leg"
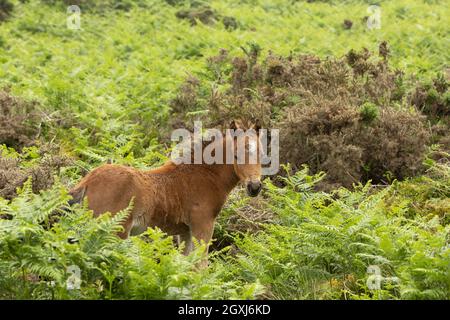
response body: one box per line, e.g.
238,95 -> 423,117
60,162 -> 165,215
179,230 -> 193,255
118,215 -> 134,239
190,218 -> 215,269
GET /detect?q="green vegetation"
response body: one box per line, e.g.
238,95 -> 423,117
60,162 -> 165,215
220,163 -> 449,299
0,0 -> 449,299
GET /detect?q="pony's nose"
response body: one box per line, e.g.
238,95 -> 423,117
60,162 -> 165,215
246,180 -> 262,197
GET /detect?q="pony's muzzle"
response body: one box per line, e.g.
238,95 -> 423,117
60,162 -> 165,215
246,180 -> 262,197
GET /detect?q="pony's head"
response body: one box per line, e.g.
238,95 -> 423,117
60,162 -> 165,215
228,119 -> 263,197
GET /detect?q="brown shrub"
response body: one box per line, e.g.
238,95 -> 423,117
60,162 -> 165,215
280,104 -> 429,189
176,6 -> 217,26
0,89 -> 42,150
343,19 -> 353,29
411,73 -> 449,120
222,16 -> 238,30
213,191 -> 274,251
174,4 -> 238,30
410,73 -> 449,152
168,45 -> 272,131
0,145 -> 72,200
0,0 -> 13,22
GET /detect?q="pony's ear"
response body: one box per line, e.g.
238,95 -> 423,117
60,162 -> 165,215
230,119 -> 242,130
252,119 -> 262,133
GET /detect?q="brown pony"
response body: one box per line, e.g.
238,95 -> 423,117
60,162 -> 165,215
68,120 -> 263,266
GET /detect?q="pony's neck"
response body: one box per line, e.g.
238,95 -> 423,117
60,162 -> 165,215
198,134 -> 240,193
207,163 -> 240,193
188,133 -> 240,193
206,136 -> 239,193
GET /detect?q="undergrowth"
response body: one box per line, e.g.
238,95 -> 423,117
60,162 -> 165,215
220,162 -> 449,299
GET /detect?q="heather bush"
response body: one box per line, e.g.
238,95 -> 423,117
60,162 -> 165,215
410,73 -> 449,152
0,145 -> 72,200
411,73 -> 449,119
0,89 -> 42,150
0,0 -> 13,22
280,102 -> 430,189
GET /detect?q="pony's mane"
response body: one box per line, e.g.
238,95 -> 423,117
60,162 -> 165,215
171,130 -> 228,165
171,121 -> 259,165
